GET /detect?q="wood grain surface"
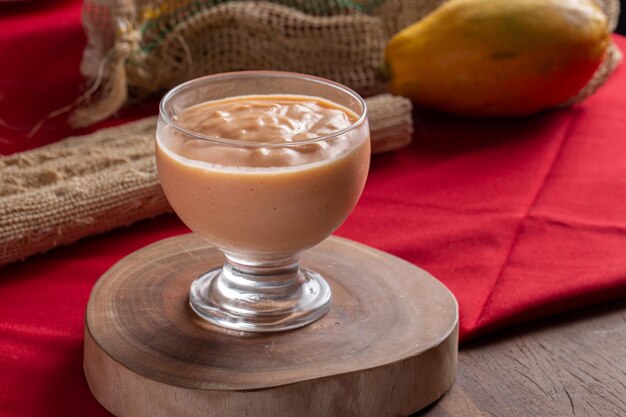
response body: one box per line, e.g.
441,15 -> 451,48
84,234 -> 458,417
416,300 -> 626,417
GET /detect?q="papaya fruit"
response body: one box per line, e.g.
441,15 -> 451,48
385,0 -> 611,116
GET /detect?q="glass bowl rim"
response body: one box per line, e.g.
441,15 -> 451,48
158,70 -> 368,148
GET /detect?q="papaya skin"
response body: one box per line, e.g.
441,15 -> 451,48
385,0 -> 611,116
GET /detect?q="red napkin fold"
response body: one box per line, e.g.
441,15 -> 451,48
1,2 -> 625,416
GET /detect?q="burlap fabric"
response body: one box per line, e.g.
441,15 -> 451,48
75,0 -> 622,126
0,94 -> 412,267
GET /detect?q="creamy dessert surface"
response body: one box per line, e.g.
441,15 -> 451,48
160,94 -> 363,169
174,94 -> 359,142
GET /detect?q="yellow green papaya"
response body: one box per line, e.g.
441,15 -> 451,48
385,0 -> 611,116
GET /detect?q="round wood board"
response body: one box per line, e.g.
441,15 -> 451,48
84,234 -> 458,417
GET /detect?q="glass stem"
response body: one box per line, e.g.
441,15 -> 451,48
210,253 -> 305,314
189,252 -> 332,332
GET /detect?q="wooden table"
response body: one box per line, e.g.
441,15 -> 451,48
417,300 -> 626,417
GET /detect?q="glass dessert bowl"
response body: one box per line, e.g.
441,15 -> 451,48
156,71 -> 370,332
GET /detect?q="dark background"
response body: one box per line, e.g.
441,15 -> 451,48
616,0 -> 626,35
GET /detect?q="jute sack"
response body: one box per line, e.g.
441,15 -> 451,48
74,0 -> 621,126
0,94 -> 412,267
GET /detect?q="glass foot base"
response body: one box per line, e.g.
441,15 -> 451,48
189,266 -> 332,332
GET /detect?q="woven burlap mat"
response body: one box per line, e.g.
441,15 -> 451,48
0,94 -> 412,267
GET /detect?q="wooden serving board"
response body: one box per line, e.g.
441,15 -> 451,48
84,234 -> 458,417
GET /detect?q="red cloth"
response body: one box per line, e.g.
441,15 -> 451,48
1,2 -> 626,416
